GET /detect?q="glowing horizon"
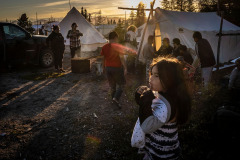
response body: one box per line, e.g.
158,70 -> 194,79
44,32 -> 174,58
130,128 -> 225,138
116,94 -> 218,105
0,0 -> 162,22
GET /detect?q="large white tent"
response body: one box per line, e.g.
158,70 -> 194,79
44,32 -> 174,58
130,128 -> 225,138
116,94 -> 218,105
138,7 -> 240,63
59,7 -> 107,52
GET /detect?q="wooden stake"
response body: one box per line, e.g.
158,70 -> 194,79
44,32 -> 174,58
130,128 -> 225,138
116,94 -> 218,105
216,11 -> 224,71
136,0 -> 156,65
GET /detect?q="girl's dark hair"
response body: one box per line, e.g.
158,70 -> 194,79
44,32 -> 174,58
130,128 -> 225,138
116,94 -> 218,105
150,56 -> 191,125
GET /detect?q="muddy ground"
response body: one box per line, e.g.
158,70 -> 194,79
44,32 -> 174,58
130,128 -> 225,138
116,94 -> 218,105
0,52 -> 143,160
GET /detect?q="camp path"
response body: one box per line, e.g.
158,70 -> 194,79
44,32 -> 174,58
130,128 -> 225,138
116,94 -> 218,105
0,53 -> 141,160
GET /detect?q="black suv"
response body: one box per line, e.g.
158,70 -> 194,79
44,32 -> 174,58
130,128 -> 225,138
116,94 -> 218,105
0,22 -> 54,68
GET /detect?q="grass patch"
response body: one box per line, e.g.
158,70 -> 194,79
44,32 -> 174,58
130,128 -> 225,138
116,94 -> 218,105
179,83 -> 225,160
21,72 -> 65,81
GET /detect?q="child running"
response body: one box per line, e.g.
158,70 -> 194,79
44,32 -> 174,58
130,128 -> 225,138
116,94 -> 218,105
133,57 -> 191,160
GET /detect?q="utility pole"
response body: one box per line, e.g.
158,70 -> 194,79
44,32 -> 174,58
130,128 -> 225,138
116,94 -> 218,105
69,0 -> 71,10
216,11 -> 224,71
36,12 -> 38,35
217,0 -> 221,15
216,0 -> 223,71
118,0 -> 156,63
125,11 -> 127,29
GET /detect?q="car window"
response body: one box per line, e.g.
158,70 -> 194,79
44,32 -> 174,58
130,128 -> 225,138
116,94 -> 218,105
3,25 -> 26,40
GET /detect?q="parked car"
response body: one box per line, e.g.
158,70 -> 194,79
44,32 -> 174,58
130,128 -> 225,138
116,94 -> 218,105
0,22 -> 54,68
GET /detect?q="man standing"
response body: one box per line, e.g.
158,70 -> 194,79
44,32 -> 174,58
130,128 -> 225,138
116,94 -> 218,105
143,35 -> 155,83
193,31 -> 216,87
228,59 -> 240,103
46,25 -> 65,72
39,26 -> 44,35
67,22 -> 83,58
101,31 -> 127,108
156,38 -> 173,56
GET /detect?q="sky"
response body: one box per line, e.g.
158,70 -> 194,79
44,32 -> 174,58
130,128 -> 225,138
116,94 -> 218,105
0,0 -> 162,21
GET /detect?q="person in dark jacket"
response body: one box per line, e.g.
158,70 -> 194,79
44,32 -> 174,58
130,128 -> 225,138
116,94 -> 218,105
39,26 -> 44,35
179,45 -> 193,65
172,38 -> 182,57
46,25 -> 65,72
193,31 -> 216,87
156,38 -> 173,56
228,58 -> 240,103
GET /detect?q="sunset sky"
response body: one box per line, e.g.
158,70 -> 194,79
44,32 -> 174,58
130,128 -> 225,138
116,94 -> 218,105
0,0 -> 162,21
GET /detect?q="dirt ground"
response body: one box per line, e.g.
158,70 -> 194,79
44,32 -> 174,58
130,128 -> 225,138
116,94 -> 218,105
0,52 -> 142,160
1,51 -> 238,160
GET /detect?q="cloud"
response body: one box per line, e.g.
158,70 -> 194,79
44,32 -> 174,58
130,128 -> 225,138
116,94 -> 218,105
37,0 -> 78,7
37,0 -> 124,8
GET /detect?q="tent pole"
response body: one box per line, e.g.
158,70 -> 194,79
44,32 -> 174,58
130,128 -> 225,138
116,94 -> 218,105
36,12 -> 38,35
136,0 -> 156,66
216,11 -> 224,71
217,0 -> 221,15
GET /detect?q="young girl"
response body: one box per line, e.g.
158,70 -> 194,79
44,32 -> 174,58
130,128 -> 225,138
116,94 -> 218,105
134,57 -> 191,160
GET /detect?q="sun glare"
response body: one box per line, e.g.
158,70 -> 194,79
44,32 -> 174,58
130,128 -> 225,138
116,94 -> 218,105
125,0 -> 161,8
123,0 -> 161,17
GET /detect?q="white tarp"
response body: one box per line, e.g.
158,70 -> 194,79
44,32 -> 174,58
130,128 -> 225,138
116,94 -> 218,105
137,22 -> 155,63
138,8 -> 240,63
95,24 -> 116,37
59,7 -> 107,52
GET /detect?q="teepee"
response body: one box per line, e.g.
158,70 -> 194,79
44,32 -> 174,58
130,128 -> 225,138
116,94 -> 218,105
59,7 -> 107,52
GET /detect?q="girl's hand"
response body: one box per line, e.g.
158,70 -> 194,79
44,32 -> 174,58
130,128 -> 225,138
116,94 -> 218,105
137,86 -> 148,95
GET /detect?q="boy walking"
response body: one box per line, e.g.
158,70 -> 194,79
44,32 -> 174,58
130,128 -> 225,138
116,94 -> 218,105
101,31 -> 127,108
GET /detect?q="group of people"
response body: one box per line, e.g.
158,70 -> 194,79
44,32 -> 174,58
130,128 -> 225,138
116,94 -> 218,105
100,29 -> 219,159
46,22 -> 83,72
143,31 -> 216,88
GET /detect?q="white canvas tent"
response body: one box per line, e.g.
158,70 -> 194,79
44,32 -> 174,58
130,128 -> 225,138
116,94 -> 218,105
59,7 -> 107,52
138,7 -> 240,63
95,24 -> 117,37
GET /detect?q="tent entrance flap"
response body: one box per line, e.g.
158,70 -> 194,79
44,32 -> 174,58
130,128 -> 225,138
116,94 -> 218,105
155,23 -> 161,51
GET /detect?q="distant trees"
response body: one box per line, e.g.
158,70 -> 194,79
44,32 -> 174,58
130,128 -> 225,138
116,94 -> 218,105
160,0 -> 240,26
135,2 -> 146,27
161,0 -> 195,12
198,0 -> 240,26
114,19 -> 125,43
126,2 -> 146,27
17,13 -> 34,33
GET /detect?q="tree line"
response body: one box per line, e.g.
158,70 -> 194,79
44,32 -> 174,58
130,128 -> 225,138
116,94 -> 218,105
161,0 -> 240,26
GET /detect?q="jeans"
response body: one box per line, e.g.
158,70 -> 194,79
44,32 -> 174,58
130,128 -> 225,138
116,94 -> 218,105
106,67 -> 126,101
70,46 -> 81,58
201,66 -> 213,88
54,51 -> 63,69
